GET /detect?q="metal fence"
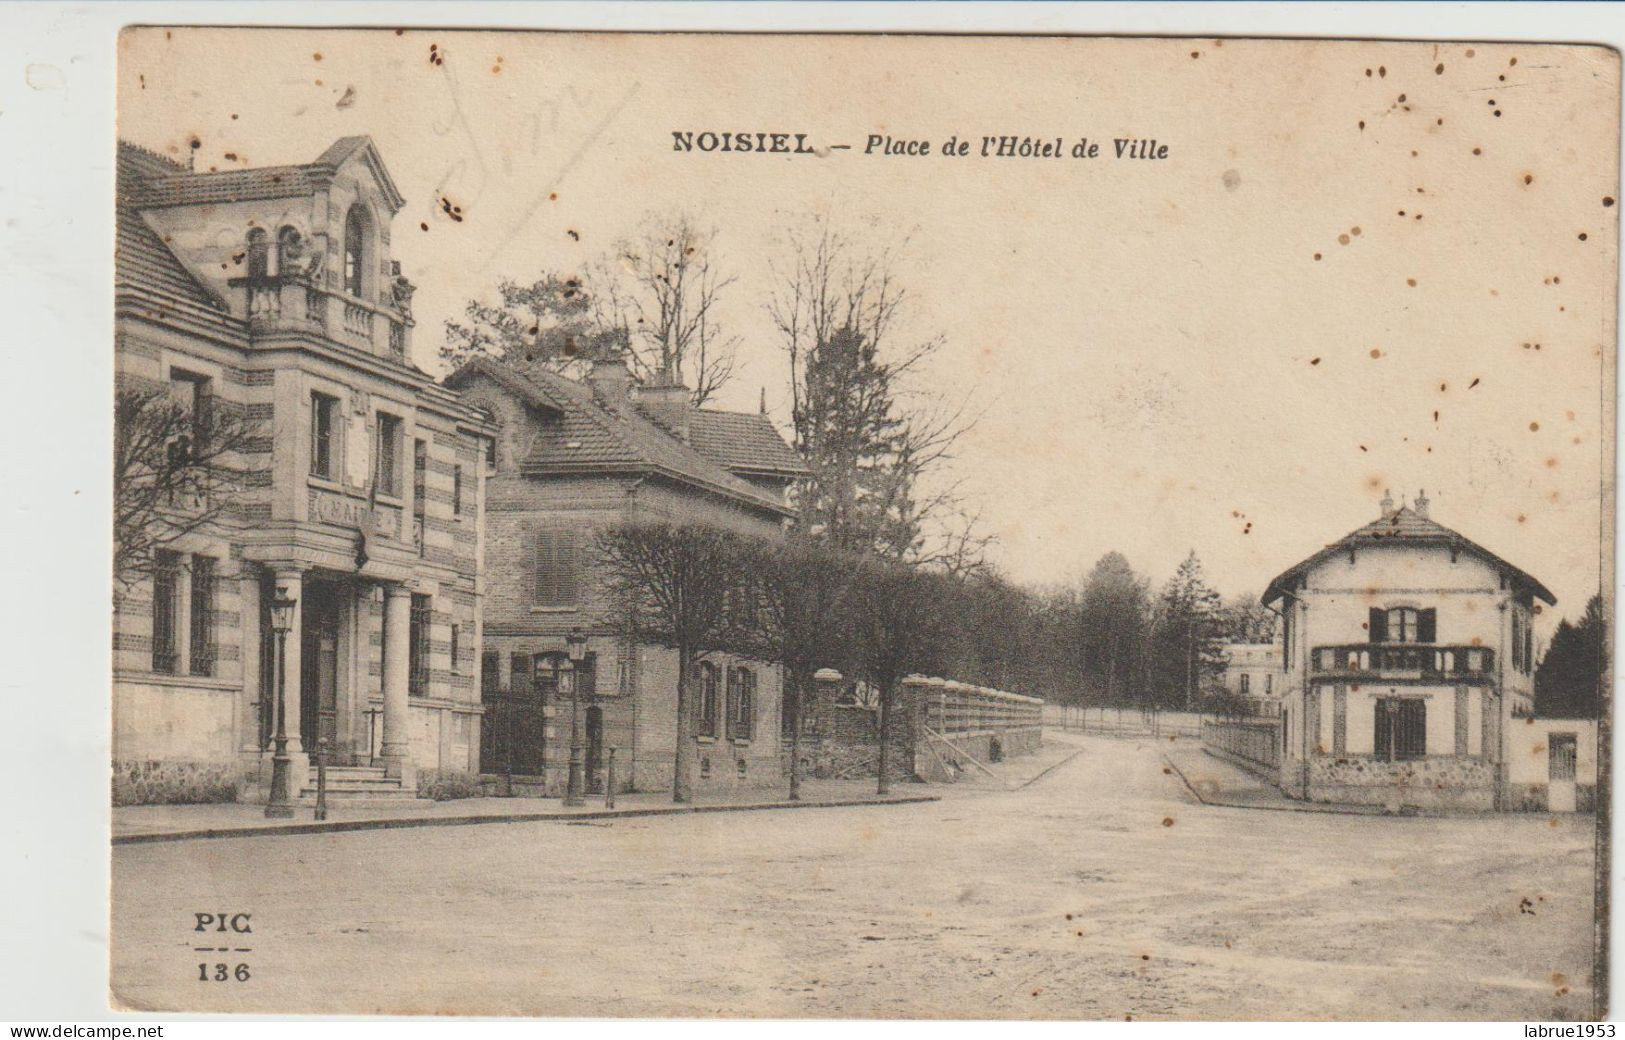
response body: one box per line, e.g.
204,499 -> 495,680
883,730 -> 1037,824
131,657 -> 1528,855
1043,704 -> 1204,739
1200,718 -> 1281,774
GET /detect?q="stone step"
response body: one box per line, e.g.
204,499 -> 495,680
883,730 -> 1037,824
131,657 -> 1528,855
298,785 -> 417,800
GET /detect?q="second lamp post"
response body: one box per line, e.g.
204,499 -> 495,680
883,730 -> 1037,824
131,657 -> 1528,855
563,627 -> 588,806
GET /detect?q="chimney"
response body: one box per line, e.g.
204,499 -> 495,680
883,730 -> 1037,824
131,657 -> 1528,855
586,355 -> 637,405
1380,488 -> 1396,517
636,376 -> 691,442
1414,488 -> 1430,519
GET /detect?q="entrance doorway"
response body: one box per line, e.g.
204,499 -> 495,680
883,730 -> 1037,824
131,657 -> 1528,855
300,580 -> 343,759
1548,732 -> 1578,812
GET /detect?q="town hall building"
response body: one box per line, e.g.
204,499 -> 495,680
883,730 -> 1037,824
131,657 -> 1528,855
114,138 -> 496,804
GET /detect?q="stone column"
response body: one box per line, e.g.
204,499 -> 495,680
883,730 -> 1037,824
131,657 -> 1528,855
381,583 -> 413,781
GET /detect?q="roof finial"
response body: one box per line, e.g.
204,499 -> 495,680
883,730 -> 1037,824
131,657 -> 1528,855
1414,488 -> 1430,519
759,386 -> 767,415
1380,488 -> 1395,517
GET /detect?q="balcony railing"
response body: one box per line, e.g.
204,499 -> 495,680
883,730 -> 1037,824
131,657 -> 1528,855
1311,644 -> 1494,680
343,301 -> 375,338
237,280 -> 407,362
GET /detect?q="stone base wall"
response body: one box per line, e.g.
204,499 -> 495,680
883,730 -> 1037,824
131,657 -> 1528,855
1504,782 -> 1598,813
112,759 -> 245,806
1305,755 -> 1495,810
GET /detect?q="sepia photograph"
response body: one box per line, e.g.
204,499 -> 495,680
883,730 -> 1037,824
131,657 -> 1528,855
64,17 -> 1625,1024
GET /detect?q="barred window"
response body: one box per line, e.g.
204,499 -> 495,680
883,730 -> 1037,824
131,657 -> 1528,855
188,556 -> 215,677
151,550 -> 181,674
449,623 -> 461,674
408,594 -> 431,697
453,464 -> 463,516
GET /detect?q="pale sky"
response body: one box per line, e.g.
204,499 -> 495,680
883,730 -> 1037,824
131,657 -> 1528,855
118,29 -> 1617,631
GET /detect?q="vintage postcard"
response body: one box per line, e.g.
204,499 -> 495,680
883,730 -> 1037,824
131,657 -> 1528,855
109,27 -> 1616,1020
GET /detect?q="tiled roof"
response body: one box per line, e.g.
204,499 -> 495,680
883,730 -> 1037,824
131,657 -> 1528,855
447,358 -> 795,515
115,206 -> 228,313
120,164 -> 316,209
1264,506 -> 1555,605
687,410 -> 809,477
115,135 -> 403,212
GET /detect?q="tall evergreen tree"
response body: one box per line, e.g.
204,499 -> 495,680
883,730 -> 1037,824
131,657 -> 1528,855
1535,593 -> 1607,719
1147,551 -> 1226,710
1077,552 -> 1151,707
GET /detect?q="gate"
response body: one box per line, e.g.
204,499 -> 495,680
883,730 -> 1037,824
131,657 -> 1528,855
480,692 -> 547,776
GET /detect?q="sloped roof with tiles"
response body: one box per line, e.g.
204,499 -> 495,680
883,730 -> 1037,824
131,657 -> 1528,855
116,143 -> 232,315
1264,505 -> 1555,606
447,357 -> 798,516
117,135 -> 403,212
687,410 -> 809,478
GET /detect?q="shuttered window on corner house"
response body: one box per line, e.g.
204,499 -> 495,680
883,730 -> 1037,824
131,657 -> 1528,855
533,528 -> 581,607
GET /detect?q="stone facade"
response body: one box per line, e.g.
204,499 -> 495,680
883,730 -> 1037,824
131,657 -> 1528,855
114,139 -> 496,802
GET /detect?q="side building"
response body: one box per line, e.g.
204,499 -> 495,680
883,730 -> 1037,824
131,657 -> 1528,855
1219,642 -> 1283,717
1262,491 -> 1556,810
445,357 -> 809,796
114,138 -> 495,804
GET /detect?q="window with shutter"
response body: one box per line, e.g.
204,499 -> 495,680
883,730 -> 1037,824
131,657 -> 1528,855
1417,608 -> 1437,644
534,529 -> 581,607
1368,607 -> 1387,643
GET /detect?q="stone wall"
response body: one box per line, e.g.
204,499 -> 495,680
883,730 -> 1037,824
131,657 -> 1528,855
1305,755 -> 1496,810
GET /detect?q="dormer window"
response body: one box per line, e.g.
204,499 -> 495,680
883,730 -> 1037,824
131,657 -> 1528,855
344,204 -> 368,298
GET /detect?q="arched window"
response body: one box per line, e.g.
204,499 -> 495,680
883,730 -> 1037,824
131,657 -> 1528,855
245,228 -> 269,280
695,662 -> 719,737
343,204 -> 368,298
731,668 -> 756,741
276,226 -> 303,276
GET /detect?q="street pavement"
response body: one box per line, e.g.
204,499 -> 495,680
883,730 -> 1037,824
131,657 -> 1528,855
110,732 -> 1597,1020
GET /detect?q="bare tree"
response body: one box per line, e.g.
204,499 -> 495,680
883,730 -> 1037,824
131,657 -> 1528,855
596,521 -> 750,803
849,558 -> 954,794
114,385 -> 258,587
739,535 -> 862,800
601,216 -> 739,405
767,221 -> 987,568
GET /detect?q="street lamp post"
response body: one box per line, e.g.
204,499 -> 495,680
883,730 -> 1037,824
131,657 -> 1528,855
264,588 -> 297,819
563,627 -> 588,806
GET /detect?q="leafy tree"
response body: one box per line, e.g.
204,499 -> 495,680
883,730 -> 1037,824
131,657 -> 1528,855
441,273 -> 622,372
596,522 -> 749,802
114,385 -> 258,586
1146,551 -> 1226,710
1536,594 -> 1607,719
